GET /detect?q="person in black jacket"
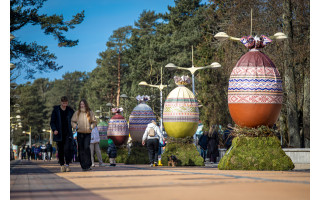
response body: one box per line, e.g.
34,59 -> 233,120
50,96 -> 74,172
198,131 -> 208,161
107,138 -> 117,166
26,145 -> 31,160
207,125 -> 220,163
46,142 -> 53,161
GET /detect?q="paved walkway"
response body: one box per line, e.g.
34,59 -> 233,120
11,160 -> 310,200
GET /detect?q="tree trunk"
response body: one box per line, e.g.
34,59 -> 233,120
283,0 -> 300,147
303,70 -> 310,148
116,46 -> 121,107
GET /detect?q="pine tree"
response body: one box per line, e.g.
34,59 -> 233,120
10,0 -> 85,79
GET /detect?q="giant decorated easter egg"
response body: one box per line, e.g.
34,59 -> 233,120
163,77 -> 199,138
228,37 -> 283,128
129,102 -> 156,142
97,121 -> 108,149
107,113 -> 129,146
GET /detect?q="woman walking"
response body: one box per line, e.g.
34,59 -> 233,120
71,99 -> 97,171
207,125 -> 220,163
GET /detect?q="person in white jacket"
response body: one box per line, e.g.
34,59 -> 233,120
142,120 -> 166,166
90,127 -> 106,167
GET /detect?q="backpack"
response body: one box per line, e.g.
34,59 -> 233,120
148,127 -> 155,137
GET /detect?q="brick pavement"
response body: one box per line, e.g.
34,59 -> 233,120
11,159 -> 310,200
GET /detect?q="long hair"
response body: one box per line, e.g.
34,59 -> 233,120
208,125 -> 218,137
77,99 -> 91,121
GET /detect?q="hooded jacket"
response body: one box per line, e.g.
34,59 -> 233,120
142,123 -> 165,142
50,105 -> 74,142
71,109 -> 97,133
107,139 -> 117,158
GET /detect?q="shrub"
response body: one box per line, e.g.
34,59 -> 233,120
161,137 -> 204,166
218,136 -> 294,170
125,142 -> 149,164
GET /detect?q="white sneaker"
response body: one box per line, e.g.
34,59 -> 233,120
91,164 -> 95,167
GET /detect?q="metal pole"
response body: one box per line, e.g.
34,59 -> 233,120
50,131 -> 53,145
160,89 -> 163,133
124,100 -> 127,120
160,66 -> 163,133
192,73 -> 195,95
191,46 -> 196,95
29,127 -> 31,146
250,8 -> 253,36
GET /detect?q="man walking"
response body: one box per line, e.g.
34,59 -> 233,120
142,120 -> 165,167
50,96 -> 74,172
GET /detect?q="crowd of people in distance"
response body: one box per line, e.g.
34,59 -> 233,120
18,142 -> 54,161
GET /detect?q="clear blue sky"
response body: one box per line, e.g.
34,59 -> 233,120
13,0 -> 180,84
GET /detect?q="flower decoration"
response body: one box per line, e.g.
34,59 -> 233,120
111,107 -> 123,113
174,75 -> 191,86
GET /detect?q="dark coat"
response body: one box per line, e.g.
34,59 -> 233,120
107,143 -> 117,158
46,144 -> 53,153
198,134 -> 208,150
50,105 -> 74,142
207,131 -> 219,158
223,128 -> 233,149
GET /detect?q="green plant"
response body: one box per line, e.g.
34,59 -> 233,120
161,137 -> 204,166
125,142 -> 149,164
218,136 -> 294,170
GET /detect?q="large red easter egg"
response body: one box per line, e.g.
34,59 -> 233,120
228,49 -> 283,127
107,113 -> 129,146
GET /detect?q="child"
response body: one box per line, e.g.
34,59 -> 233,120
107,138 -> 117,166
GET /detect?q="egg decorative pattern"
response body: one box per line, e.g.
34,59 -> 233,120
228,35 -> 283,127
107,107 -> 129,146
97,120 -> 108,148
163,76 -> 199,138
129,95 -> 156,142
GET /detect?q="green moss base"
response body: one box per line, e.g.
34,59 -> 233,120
161,139 -> 204,166
218,136 -> 294,170
125,142 -> 150,164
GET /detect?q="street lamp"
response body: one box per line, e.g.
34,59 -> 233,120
165,47 -> 221,95
138,67 -> 167,133
43,129 -> 52,145
106,103 -> 114,118
22,127 -> 32,146
95,105 -> 104,118
214,32 -> 288,42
